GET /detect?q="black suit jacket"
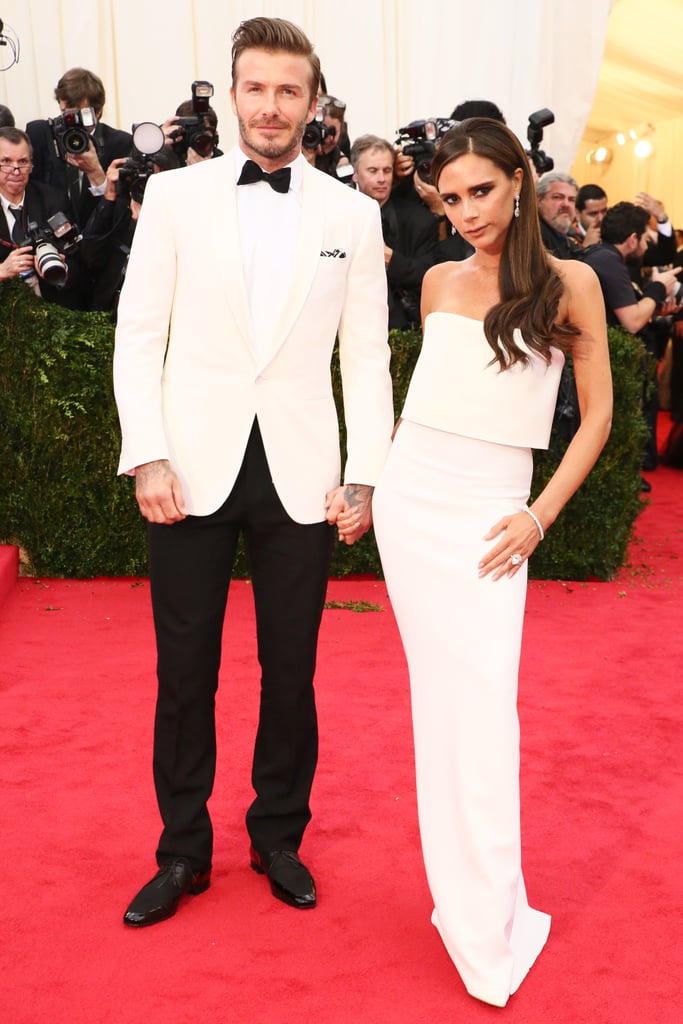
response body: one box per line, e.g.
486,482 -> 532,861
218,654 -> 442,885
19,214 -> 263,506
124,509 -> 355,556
0,179 -> 88,308
540,217 -> 582,259
80,195 -> 135,314
25,118 -> 132,229
381,193 -> 440,329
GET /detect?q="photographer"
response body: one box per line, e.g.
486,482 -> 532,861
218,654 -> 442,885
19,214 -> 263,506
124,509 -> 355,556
311,96 -> 350,178
351,133 -> 440,330
25,68 -> 131,235
80,138 -> 179,315
0,127 -> 86,309
162,84 -> 223,166
582,201 -> 682,484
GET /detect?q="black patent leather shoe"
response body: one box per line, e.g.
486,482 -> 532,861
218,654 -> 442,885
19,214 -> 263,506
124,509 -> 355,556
123,858 -> 211,927
249,846 -> 316,909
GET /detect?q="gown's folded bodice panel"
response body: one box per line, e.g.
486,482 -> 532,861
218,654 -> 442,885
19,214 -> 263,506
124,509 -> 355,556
401,311 -> 564,450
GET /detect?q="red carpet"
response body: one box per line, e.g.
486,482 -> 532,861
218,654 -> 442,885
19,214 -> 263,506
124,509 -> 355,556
1,460 -> 681,1023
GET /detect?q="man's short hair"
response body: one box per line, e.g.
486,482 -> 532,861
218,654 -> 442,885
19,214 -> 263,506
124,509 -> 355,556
600,201 -> 650,246
350,134 -> 394,169
0,104 -> 15,129
0,126 -> 32,155
175,100 -> 219,132
576,183 -> 607,211
231,17 -> 320,103
450,99 -> 506,124
536,171 -> 578,198
54,67 -> 106,119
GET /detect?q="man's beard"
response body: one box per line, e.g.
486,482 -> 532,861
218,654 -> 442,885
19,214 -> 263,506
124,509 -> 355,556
553,214 -> 573,234
237,114 -> 307,163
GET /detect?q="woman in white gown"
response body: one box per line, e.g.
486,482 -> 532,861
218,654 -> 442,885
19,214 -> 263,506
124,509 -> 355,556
361,120 -> 612,1007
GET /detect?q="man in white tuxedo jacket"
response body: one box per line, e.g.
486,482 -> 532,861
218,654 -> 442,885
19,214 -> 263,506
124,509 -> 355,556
114,17 -> 393,927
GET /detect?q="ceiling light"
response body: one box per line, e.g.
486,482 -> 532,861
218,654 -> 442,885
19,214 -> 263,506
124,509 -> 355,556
634,139 -> 653,158
595,146 -> 612,163
616,132 -> 626,146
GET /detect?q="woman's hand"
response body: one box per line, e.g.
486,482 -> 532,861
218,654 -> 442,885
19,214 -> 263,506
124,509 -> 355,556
477,510 -> 543,581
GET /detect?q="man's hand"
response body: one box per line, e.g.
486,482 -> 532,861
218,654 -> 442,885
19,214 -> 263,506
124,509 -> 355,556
636,191 -> 669,224
325,483 -> 374,545
651,265 -> 681,296
0,244 -> 35,280
394,147 -> 414,180
135,459 -> 188,524
160,116 -> 181,149
413,171 -> 445,217
66,138 -> 106,188
582,222 -> 601,246
103,157 -> 127,201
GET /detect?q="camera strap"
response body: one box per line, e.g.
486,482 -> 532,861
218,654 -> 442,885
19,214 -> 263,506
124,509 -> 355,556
66,163 -> 82,216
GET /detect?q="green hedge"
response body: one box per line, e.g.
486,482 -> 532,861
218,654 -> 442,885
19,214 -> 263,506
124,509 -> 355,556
0,280 -> 646,580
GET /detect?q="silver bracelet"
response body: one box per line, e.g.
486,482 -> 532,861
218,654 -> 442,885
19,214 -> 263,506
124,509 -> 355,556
522,505 -> 545,541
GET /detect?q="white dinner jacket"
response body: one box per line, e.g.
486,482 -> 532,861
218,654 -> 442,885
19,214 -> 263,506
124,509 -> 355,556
113,148 -> 394,521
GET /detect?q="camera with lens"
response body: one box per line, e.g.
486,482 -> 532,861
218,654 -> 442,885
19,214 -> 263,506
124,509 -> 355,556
170,81 -> 217,159
302,101 -> 337,151
116,122 -> 167,204
49,106 -> 97,159
18,212 -> 81,288
395,118 -> 456,184
526,108 -> 554,175
656,268 -> 683,306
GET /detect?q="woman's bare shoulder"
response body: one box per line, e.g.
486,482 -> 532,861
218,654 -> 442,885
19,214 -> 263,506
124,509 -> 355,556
549,255 -> 603,321
423,258 -> 472,301
549,253 -> 599,290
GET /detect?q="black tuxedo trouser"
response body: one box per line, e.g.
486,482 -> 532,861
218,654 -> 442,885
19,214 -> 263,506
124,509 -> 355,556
147,420 -> 334,871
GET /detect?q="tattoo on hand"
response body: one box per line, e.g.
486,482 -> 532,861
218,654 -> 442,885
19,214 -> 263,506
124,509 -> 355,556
343,484 -> 372,510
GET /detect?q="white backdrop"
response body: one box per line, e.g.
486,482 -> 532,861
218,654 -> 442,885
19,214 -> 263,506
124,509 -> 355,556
0,0 -> 611,174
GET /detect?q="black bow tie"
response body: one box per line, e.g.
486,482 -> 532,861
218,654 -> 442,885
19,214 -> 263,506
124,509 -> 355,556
237,159 -> 291,194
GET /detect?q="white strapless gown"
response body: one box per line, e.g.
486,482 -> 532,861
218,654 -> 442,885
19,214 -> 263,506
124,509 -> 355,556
373,312 -> 563,1007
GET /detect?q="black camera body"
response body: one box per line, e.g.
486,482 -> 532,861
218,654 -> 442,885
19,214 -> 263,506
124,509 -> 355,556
18,212 -> 81,287
302,118 -> 336,151
395,118 -> 456,183
49,106 -> 97,159
116,156 -> 156,204
526,108 -> 554,175
171,81 -> 217,159
116,122 -> 167,204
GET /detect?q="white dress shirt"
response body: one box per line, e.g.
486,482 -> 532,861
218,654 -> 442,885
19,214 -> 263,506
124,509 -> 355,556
234,146 -> 303,361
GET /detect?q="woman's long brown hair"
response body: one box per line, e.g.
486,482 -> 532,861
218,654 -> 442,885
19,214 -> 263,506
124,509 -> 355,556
431,117 -> 578,370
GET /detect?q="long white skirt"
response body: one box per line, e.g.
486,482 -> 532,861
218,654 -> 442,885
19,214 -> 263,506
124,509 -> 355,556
373,421 -> 550,1008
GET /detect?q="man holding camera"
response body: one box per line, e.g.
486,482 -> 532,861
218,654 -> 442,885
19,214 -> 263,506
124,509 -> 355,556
0,127 -> 85,308
26,67 -> 131,231
351,133 -> 440,330
114,17 -> 393,928
581,201 -> 681,482
80,144 -> 180,315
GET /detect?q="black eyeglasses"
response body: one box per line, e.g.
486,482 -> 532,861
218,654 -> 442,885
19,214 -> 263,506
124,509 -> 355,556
0,158 -> 32,173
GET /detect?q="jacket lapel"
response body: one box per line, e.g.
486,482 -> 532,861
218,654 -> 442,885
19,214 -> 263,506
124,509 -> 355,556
218,151 -> 258,358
